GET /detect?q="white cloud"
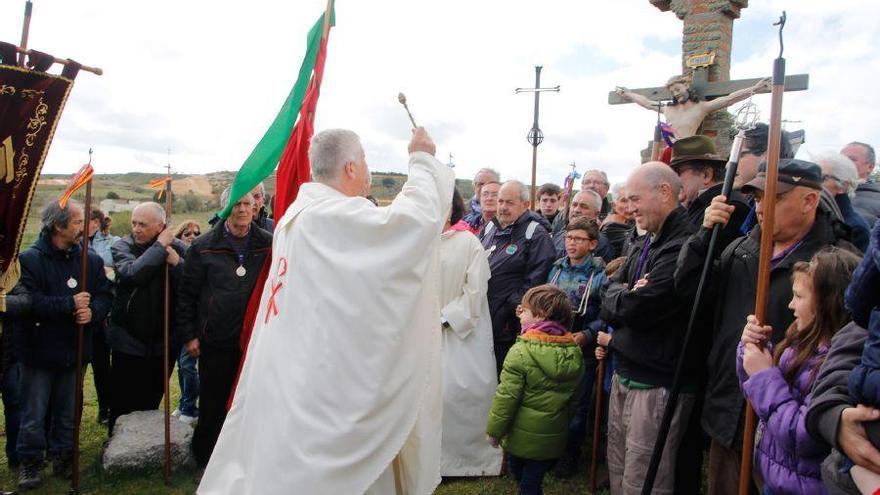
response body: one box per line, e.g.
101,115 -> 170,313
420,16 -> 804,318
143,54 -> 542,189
1,0 -> 877,190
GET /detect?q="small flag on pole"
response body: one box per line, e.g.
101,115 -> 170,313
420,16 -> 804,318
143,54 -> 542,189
58,163 -> 94,208
149,176 -> 171,200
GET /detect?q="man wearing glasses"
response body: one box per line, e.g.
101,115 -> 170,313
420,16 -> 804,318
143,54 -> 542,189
581,170 -> 612,221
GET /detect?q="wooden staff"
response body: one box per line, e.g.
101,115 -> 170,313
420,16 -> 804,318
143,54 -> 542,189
739,12 -> 788,495
18,1 -> 32,67
14,46 -> 104,75
71,152 -> 94,495
650,106 -> 664,161
163,170 -> 172,485
590,358 -> 605,494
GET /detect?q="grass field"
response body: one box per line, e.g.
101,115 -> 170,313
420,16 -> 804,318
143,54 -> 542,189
0,367 -> 602,494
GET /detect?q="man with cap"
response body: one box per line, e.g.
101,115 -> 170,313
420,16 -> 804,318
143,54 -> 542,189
675,159 -> 859,495
668,135 -> 751,494
670,135 -> 751,248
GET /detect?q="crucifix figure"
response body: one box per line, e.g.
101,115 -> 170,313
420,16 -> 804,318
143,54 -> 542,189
614,73 -> 770,139
607,0 -> 808,154
515,66 -> 559,209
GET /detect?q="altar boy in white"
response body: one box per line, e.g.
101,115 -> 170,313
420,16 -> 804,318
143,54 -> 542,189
197,127 -> 454,495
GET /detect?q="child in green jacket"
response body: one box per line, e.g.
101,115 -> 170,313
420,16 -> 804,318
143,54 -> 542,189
486,284 -> 585,495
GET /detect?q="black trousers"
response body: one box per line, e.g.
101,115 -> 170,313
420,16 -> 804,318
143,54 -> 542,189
108,350 -> 174,434
494,338 -> 515,377
192,345 -> 241,468
91,323 -> 111,414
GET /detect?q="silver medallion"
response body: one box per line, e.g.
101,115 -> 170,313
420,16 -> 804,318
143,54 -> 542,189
67,277 -> 77,289
236,266 -> 247,277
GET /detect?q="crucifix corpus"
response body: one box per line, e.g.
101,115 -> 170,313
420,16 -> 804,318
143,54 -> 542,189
607,0 -> 808,153
515,66 -> 559,209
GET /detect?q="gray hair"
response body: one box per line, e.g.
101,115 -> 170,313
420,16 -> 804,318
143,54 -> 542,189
610,182 -> 625,199
475,168 -> 500,182
579,189 -> 603,210
133,202 -> 167,223
40,199 -> 81,237
502,180 -> 530,202
582,169 -> 609,184
220,187 -> 255,209
815,152 -> 860,195
847,141 -> 876,165
309,129 -> 364,183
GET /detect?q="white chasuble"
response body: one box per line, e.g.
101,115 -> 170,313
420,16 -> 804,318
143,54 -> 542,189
438,229 -> 503,476
197,151 -> 454,495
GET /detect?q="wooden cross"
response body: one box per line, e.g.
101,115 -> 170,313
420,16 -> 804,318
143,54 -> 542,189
608,0 -> 808,153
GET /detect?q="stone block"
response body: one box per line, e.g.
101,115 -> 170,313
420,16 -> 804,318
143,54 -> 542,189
102,410 -> 195,473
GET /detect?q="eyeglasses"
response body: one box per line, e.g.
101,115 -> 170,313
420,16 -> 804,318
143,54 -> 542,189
564,235 -> 593,244
183,231 -> 200,237
582,179 -> 608,186
822,174 -> 842,184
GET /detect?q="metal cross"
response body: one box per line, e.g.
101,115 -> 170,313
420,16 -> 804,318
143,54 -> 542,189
515,66 -> 559,209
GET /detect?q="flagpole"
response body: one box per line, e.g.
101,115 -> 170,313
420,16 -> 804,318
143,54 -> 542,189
70,149 -> 93,495
163,156 -> 172,485
18,1 -> 32,67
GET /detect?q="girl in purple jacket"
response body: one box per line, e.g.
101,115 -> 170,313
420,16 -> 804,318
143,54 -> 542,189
737,247 -> 861,495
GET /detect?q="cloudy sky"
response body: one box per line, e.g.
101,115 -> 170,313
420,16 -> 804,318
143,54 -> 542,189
1,0 -> 878,186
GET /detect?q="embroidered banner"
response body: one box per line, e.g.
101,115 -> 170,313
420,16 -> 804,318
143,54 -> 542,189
0,64 -> 75,272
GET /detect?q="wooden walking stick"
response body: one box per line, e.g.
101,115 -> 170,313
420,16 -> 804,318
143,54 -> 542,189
392,453 -> 405,495
69,150 -> 95,495
162,157 -> 173,485
590,357 -> 605,495
738,12 -> 788,495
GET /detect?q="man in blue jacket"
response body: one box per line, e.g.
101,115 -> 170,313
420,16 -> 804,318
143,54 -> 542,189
481,180 -> 556,374
16,200 -> 112,490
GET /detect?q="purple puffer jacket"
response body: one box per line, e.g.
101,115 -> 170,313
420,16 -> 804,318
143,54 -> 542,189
736,342 -> 829,495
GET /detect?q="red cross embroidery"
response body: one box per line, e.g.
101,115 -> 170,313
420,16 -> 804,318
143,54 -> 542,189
265,257 -> 288,324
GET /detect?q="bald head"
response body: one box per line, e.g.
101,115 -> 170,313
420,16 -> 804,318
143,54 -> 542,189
626,162 -> 681,234
131,202 -> 167,245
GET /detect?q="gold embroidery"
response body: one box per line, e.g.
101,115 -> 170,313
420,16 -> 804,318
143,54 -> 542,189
0,136 -> 14,184
0,85 -> 14,96
19,89 -> 44,99
24,98 -> 48,147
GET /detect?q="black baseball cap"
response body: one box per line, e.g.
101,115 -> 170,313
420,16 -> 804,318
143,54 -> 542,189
741,158 -> 823,195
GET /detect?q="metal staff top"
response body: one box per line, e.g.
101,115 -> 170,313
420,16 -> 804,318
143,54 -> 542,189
398,93 -> 418,128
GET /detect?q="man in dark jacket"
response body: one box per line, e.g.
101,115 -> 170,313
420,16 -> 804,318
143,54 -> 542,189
481,180 -> 556,374
678,159 -> 858,495
16,200 -> 112,490
177,190 -> 272,468
668,134 -> 751,493
107,202 -> 187,433
598,163 -> 697,494
1,261 -> 31,470
843,141 -> 880,226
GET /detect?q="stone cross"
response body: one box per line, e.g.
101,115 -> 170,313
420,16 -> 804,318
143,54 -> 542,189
608,0 -> 808,155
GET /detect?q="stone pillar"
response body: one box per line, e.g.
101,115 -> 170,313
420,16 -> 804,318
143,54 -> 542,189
650,0 -> 748,155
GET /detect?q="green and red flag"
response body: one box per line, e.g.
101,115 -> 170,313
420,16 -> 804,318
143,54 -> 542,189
217,2 -> 335,220
228,2 -> 335,405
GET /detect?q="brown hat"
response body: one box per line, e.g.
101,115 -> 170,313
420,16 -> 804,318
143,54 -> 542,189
741,159 -> 824,195
668,135 -> 727,172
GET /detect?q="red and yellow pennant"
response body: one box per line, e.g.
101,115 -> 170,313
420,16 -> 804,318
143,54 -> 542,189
58,163 -> 94,208
149,176 -> 171,200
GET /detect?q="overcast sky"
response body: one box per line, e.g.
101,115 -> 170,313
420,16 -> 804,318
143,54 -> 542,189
2,0 -> 878,186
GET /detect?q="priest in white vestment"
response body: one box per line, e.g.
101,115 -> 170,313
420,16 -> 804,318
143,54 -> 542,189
197,128 -> 454,495
438,191 -> 503,477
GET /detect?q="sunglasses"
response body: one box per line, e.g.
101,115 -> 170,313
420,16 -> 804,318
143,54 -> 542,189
183,231 -> 200,237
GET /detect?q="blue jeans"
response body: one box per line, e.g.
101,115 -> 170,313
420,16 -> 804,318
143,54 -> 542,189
16,364 -> 77,463
508,455 -> 554,495
2,363 -> 21,465
177,346 -> 199,417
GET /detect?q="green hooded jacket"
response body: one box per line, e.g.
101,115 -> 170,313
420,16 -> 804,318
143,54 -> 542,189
486,329 -> 585,460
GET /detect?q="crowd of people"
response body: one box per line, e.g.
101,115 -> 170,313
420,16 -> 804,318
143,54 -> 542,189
0,128 -> 879,495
